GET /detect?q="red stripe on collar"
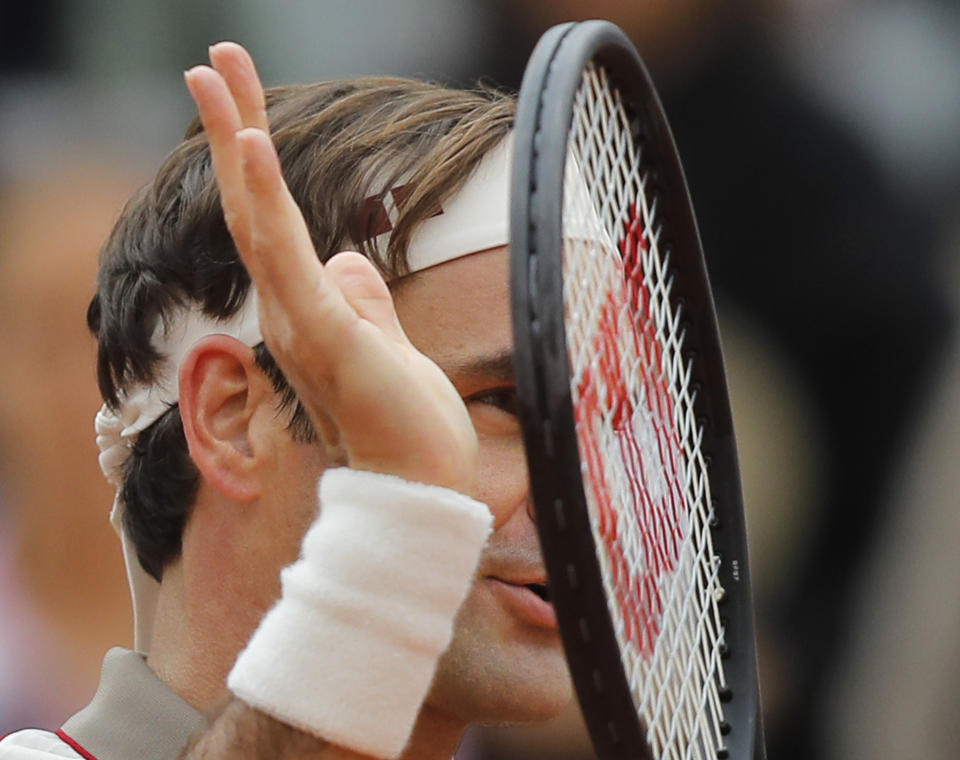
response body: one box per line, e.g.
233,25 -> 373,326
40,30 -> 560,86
56,729 -> 99,760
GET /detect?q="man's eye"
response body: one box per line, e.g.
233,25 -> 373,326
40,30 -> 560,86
466,387 -> 519,417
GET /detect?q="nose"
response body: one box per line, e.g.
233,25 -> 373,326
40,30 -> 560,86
478,437 -> 534,530
526,495 -> 537,523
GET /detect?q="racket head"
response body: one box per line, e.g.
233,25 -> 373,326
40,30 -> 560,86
510,20 -> 765,760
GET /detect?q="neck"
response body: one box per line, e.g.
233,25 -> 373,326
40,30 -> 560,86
150,565 -> 470,758
149,569 -> 469,759
146,560 -> 234,711
146,485 -> 469,754
148,486 -> 286,711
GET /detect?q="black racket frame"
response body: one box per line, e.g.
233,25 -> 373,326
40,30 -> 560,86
510,20 -> 765,760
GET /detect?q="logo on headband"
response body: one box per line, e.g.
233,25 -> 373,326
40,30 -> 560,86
359,184 -> 444,239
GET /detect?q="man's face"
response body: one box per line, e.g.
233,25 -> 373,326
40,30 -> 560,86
390,246 -> 572,724
260,246 -> 572,726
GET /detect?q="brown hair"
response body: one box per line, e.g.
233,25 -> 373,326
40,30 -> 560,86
86,76 -> 515,580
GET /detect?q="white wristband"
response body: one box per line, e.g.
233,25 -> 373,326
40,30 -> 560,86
227,468 -> 493,759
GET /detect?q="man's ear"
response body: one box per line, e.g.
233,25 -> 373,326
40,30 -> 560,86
178,335 -> 270,502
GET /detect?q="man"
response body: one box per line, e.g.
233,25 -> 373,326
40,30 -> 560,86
0,42 -> 569,760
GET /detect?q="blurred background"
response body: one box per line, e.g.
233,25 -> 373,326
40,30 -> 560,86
1,1 -> 959,758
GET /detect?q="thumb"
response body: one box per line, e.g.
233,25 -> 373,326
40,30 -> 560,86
324,251 -> 407,343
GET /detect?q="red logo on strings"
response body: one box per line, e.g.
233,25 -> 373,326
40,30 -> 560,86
574,205 -> 687,657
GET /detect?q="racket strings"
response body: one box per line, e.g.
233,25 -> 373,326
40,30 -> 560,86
563,63 -> 728,759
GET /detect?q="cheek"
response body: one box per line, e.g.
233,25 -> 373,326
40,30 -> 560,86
264,439 -> 326,563
475,433 -> 529,526
287,442 -> 327,523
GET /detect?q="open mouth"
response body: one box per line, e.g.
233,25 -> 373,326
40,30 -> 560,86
526,582 -> 551,602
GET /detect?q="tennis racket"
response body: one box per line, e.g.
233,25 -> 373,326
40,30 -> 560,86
510,21 -> 765,760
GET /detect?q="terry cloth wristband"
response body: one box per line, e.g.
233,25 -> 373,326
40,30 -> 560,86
227,468 -> 493,759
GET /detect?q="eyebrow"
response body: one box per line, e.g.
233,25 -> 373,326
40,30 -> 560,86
445,349 -> 515,381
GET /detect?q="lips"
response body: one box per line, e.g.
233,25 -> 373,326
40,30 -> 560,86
486,575 -> 557,628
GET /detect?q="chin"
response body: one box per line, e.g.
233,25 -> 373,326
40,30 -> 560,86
428,651 -> 573,726
425,588 -> 575,725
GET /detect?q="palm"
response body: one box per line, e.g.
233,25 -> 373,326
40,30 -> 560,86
184,43 -> 477,494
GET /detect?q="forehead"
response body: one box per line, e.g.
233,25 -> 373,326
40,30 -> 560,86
392,247 -> 511,370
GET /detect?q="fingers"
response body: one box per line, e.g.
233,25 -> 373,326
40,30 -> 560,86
182,43 -> 478,491
184,65 -> 251,249
184,42 -> 269,251
185,44 -> 346,337
208,42 -> 270,132
234,128 -> 323,294
186,43 -> 405,415
235,128 -> 355,349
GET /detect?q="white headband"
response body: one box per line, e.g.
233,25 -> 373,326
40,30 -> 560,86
96,134 -> 512,653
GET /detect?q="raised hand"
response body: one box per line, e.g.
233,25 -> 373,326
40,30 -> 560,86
183,42 -> 478,494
